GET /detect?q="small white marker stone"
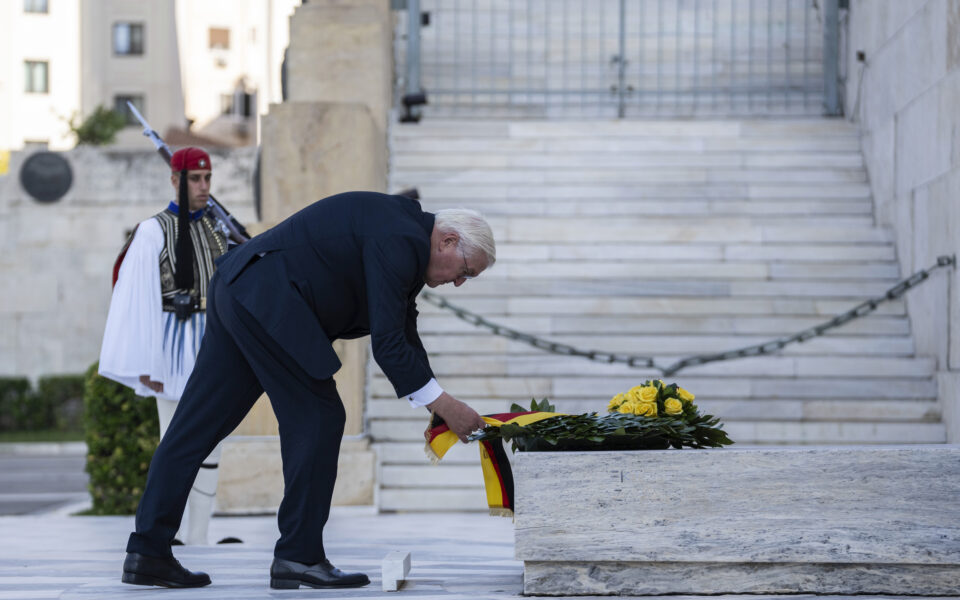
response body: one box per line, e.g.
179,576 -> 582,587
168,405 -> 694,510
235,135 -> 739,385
381,550 -> 411,592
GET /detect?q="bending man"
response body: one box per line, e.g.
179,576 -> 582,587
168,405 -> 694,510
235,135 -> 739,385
121,191 -> 494,589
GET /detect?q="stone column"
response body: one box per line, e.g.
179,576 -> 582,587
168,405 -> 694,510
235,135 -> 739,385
217,0 -> 392,512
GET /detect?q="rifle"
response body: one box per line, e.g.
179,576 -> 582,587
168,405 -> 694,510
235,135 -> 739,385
126,101 -> 250,245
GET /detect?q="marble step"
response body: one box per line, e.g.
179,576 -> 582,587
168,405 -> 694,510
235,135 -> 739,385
468,261 -> 899,280
419,199 -> 876,217
392,135 -> 864,153
490,241 -> 898,262
369,396 -> 941,424
485,243 -> 898,262
369,419 -> 948,446
394,167 -> 867,185
411,333 -> 915,356
416,314 -> 910,335
381,355 -> 933,378
379,487 -> 490,512
370,375 -> 935,402
486,218 -> 890,242
415,183 -> 873,200
391,120 -> 857,138
422,295 -> 906,317
431,279 -> 902,299
393,152 -> 865,169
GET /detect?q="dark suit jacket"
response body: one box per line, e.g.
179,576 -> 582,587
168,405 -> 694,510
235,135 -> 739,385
216,191 -> 435,397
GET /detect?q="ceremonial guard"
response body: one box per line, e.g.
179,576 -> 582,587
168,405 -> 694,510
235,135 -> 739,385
99,147 -> 233,546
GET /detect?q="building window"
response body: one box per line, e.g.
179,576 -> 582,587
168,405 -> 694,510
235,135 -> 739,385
221,90 -> 254,117
114,94 -> 144,126
24,0 -> 48,13
209,27 -> 230,50
24,60 -> 48,93
113,22 -> 144,56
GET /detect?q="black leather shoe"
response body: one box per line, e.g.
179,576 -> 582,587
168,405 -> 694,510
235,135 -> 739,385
216,536 -> 243,544
270,557 -> 369,589
121,552 -> 211,588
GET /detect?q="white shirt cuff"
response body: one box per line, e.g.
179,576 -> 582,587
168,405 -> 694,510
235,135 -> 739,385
406,378 -> 443,408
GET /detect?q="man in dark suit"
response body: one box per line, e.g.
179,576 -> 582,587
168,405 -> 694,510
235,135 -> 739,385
120,191 -> 495,590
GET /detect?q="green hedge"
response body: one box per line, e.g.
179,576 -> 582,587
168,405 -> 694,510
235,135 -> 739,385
0,378 -> 30,431
0,375 -> 85,432
83,362 -> 159,515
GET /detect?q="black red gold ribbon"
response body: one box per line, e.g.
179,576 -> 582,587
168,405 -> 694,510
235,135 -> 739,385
425,411 -> 563,516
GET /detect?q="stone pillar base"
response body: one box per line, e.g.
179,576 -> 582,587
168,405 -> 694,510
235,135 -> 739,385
216,436 -> 376,514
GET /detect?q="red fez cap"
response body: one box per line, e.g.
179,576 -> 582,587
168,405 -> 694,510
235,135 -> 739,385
170,147 -> 212,172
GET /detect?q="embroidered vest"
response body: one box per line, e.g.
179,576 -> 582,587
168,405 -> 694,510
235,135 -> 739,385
153,208 -> 227,313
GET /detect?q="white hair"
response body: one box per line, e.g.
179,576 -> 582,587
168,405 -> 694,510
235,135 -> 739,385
434,208 -> 496,268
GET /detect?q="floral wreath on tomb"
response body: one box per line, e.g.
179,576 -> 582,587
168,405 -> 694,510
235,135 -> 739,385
425,380 -> 733,516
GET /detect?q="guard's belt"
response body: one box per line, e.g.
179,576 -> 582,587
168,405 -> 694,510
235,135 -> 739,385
161,296 -> 206,313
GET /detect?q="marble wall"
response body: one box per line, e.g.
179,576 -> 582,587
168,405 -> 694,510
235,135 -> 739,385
0,146 -> 257,379
843,0 -> 960,441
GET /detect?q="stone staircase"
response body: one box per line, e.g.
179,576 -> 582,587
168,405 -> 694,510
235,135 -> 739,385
371,118 -> 944,511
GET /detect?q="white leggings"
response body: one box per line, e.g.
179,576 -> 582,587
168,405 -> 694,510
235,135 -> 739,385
155,398 -> 223,545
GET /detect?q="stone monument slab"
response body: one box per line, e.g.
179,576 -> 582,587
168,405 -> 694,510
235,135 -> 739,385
514,445 -> 960,595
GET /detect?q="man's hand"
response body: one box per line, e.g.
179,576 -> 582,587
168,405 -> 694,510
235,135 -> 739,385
426,393 -> 486,443
138,375 -> 164,394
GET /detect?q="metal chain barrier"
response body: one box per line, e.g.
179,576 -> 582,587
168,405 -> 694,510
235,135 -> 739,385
420,254 -> 956,377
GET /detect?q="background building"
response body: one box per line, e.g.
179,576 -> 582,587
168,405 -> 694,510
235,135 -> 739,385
0,0 -> 81,152
0,0 -> 298,156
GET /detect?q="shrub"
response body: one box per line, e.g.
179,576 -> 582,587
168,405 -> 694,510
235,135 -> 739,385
83,362 -> 159,515
0,378 -> 30,431
69,105 -> 127,146
0,375 -> 86,432
36,375 -> 86,431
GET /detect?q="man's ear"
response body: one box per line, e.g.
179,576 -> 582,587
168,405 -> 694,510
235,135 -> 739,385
442,232 -> 460,248
170,173 -> 179,193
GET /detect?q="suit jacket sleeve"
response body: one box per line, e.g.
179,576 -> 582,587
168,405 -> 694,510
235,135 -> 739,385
363,234 -> 435,397
405,300 -> 431,371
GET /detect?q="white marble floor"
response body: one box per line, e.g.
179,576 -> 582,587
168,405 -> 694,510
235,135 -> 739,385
0,507 -> 955,600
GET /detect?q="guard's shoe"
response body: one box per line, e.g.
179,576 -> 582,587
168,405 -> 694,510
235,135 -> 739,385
269,557 -> 369,589
121,552 -> 211,588
216,536 -> 243,544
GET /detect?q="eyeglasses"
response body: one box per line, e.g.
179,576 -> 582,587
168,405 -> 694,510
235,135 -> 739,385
459,245 -> 476,280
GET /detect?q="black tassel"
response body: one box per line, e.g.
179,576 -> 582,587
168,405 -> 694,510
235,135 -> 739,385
173,169 -> 195,291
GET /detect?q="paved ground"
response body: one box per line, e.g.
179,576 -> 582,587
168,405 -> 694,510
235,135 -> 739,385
0,509 -> 526,599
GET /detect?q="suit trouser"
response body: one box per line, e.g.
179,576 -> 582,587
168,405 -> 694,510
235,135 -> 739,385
126,269 -> 346,564
155,398 -> 222,545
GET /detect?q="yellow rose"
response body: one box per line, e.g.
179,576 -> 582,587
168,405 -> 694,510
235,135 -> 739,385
664,398 -> 683,415
634,401 -> 657,417
639,386 -> 658,403
678,387 -> 695,402
625,385 -> 644,403
608,393 -> 626,412
618,401 -> 636,414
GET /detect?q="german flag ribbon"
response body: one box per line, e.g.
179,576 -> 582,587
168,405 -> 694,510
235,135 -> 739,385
425,411 -> 563,516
